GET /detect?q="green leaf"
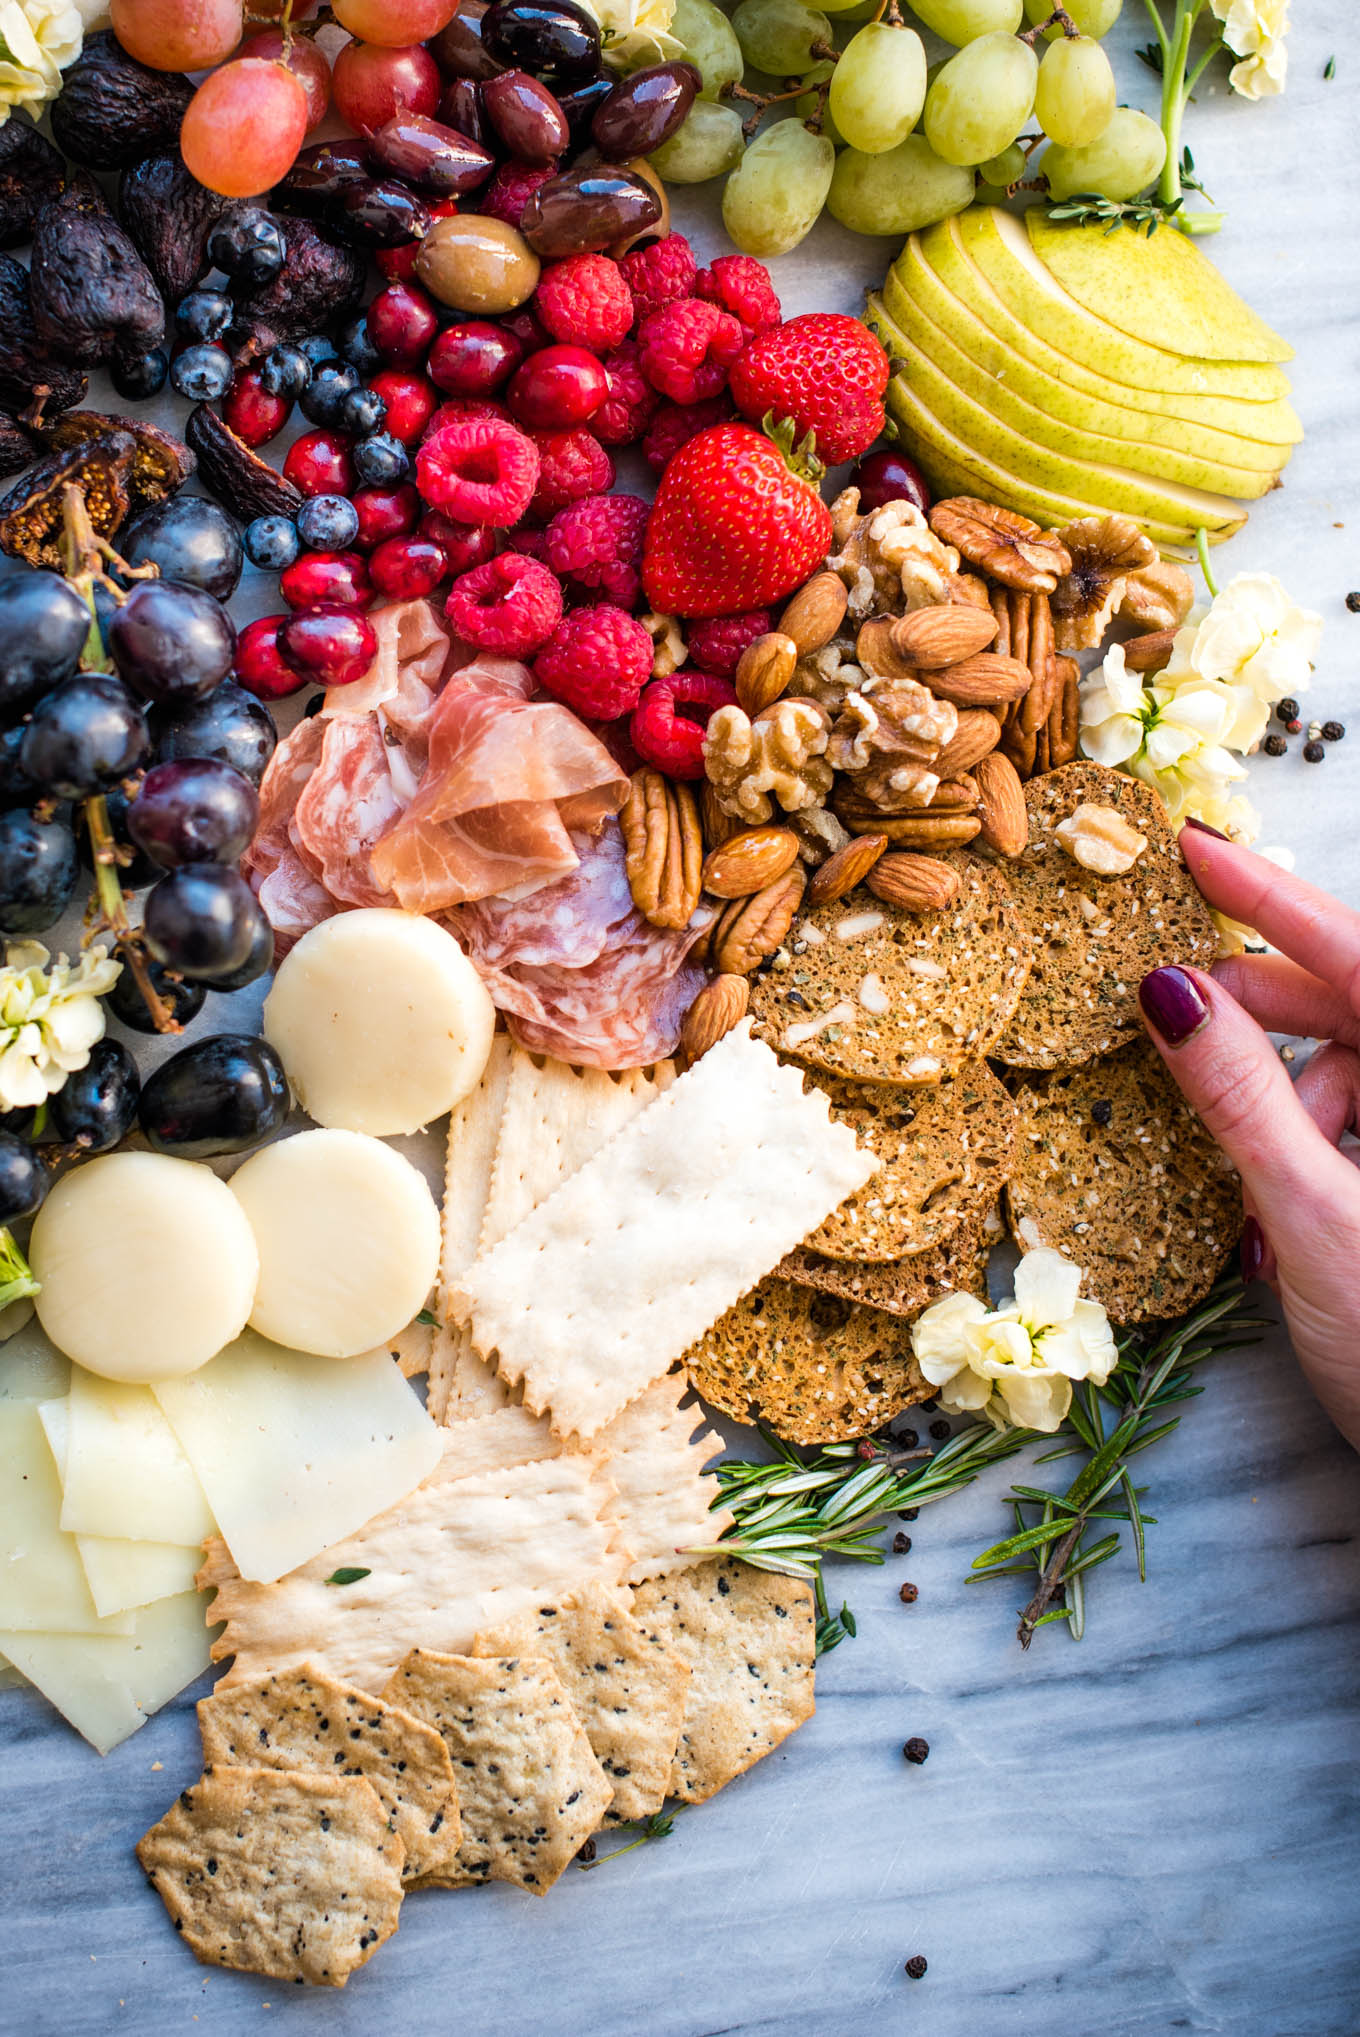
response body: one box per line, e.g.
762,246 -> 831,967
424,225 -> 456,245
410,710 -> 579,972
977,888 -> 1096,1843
325,1567 -> 372,1586
971,1519 -> 1072,1568
415,1308 -> 438,1327
1061,1534 -> 1122,1580
1324,54 -> 1336,78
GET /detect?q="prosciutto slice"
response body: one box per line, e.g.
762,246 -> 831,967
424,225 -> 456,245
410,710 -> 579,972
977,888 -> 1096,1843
294,716 -> 403,907
321,596 -> 450,740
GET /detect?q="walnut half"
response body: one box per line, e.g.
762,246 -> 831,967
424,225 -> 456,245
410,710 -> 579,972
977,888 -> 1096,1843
703,697 -> 834,823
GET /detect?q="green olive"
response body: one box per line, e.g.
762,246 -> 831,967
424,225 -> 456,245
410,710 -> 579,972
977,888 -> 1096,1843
414,216 -> 541,315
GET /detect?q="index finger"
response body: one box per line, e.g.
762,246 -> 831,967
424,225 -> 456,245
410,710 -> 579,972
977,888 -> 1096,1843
1179,823 -> 1360,1017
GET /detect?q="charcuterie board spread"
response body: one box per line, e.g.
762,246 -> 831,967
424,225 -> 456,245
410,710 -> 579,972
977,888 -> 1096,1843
0,0 -> 1322,1997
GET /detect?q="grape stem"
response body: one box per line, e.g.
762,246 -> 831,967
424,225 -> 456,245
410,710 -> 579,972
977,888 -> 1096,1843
1020,5 -> 1079,45
1149,0 -> 1227,232
722,77 -> 828,138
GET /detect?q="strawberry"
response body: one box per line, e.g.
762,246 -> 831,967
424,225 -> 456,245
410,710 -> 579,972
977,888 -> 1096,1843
642,422 -> 833,619
729,313 -> 890,468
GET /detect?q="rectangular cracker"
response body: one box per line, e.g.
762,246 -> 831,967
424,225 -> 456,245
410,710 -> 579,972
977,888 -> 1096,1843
458,1026 -> 878,1443
471,1581 -> 689,1823
382,1649 -> 612,1894
431,1036 -> 515,1422
582,1372 -> 734,1584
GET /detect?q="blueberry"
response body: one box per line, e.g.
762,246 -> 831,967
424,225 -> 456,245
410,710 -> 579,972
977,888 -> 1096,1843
208,208 -> 287,287
337,313 -> 381,377
259,342 -> 311,401
297,333 -> 340,371
352,432 -> 410,487
175,288 -> 234,343
298,361 -> 362,428
112,346 -> 169,400
339,386 -> 388,437
171,343 -> 233,402
296,494 -> 360,551
244,515 -> 301,570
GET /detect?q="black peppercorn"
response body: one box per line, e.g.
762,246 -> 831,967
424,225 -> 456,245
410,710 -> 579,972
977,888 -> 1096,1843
1323,720 -> 1345,742
576,1836 -> 597,1863
1346,593 -> 1360,613
902,1737 -> 930,1764
1091,1098 -> 1113,1125
892,1531 -> 912,1554
898,1507 -> 919,1521
904,1956 -> 928,1980
1263,733 -> 1287,757
928,1418 -> 951,1440
899,1581 -> 918,1604
1303,739 -> 1325,762
896,1428 -> 919,1449
1277,697 -> 1300,721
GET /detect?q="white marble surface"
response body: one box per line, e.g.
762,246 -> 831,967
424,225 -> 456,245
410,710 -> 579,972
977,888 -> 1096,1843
4,10 -> 1360,2034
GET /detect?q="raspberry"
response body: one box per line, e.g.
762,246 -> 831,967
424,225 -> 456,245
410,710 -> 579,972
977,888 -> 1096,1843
694,254 -> 782,336
445,551 -> 563,657
422,397 -> 511,442
534,604 -> 653,720
476,162 -> 556,230
638,299 -> 745,405
685,609 -> 773,676
534,253 -> 634,354
543,493 -> 649,608
594,340 -> 660,447
526,427 -> 614,520
631,671 -> 737,779
618,233 -> 696,323
416,416 -> 539,527
642,395 -> 733,476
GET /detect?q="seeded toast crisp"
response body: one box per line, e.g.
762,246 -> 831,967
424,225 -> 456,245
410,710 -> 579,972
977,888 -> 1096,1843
993,761 -> 1219,1069
1006,1041 -> 1240,1323
747,854 -> 1031,1087
803,1064 -> 1016,1262
684,1277 -> 931,1444
785,1203 -> 1000,1319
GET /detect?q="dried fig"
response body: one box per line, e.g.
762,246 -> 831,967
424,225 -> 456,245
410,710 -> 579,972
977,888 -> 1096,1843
184,405 -> 302,523
0,122 -> 65,248
227,217 -> 365,364
0,253 -> 87,424
38,411 -> 194,514
0,430 -> 136,569
49,30 -> 193,171
120,153 -> 235,308
30,174 -> 166,373
0,411 -> 33,476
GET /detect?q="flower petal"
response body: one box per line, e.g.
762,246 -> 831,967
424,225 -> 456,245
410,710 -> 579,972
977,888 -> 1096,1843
1013,1247 -> 1083,1330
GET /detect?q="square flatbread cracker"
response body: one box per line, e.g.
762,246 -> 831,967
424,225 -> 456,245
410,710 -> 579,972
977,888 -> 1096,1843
584,1371 -> 734,1584
197,1663 -> 461,1881
472,1581 -> 689,1823
631,1558 -> 816,1803
382,1649 -> 612,1894
431,1037 -> 516,1421
458,1025 -> 878,1444
136,1767 -> 404,1988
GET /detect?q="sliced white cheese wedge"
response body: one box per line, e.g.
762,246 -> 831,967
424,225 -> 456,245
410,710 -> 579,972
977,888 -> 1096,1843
154,1328 -> 443,1583
0,1403 -> 133,1636
263,909 -> 495,1136
0,1591 -> 213,1754
50,1369 -> 216,1547
38,1392 -> 206,1615
30,1152 -> 259,1383
229,1129 -> 441,1360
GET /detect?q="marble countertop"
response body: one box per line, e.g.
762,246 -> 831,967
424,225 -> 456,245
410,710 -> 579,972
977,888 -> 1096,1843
4,11 -> 1359,2034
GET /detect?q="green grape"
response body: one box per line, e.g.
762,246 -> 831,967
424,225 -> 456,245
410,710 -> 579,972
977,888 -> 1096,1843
827,0 -> 882,18
829,22 -> 926,154
978,141 -> 1027,185
1041,104 -> 1166,199
1034,34 -> 1115,146
794,60 -> 847,146
731,0 -> 831,73
922,31 -> 1037,166
671,0 -> 744,100
649,98 -> 746,180
722,117 -> 836,254
910,0 -> 1022,41
1023,0 -> 1121,36
827,131 -> 975,234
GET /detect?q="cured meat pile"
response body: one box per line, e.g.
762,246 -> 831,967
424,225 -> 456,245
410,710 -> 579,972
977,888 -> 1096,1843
243,600 -> 708,1068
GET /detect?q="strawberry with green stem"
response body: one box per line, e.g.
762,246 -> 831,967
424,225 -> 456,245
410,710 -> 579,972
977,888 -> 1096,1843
641,421 -> 833,619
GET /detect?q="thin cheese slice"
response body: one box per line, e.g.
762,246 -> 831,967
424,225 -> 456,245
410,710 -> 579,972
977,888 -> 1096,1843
0,1403 -> 134,1636
56,1369 -> 216,1547
0,1590 -> 214,1754
37,1395 -> 203,1617
154,1328 -> 443,1584
0,1653 -> 25,1689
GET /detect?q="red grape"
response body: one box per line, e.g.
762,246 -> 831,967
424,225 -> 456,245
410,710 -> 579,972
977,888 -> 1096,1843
181,61 -> 310,199
332,39 -> 441,132
333,0 -> 460,45
237,29 -> 332,131
110,0 -> 243,70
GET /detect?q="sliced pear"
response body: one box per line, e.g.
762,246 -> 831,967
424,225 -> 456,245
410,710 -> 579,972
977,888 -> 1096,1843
922,220 -> 1302,445
871,282 -> 1282,500
957,207 -> 1293,403
1027,209 -> 1292,365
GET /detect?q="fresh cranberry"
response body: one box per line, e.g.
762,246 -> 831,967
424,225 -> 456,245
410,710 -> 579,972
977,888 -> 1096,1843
500,306 -> 551,356
352,480 -> 421,550
235,615 -> 302,701
369,368 -> 438,444
278,605 -> 378,689
377,198 -> 457,280
366,280 -> 440,365
849,447 -> 930,516
428,321 -> 525,398
283,428 -> 356,498
369,534 -> 447,600
222,366 -> 290,448
419,511 -> 496,575
507,345 -> 608,432
280,550 -> 372,611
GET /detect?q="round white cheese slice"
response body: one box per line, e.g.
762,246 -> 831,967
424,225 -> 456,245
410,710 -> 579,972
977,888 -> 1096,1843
262,909 -> 495,1136
228,1129 -> 441,1359
30,1152 -> 259,1383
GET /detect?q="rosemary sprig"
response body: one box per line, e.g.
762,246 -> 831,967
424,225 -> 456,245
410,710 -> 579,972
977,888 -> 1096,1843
1045,192 -> 1184,235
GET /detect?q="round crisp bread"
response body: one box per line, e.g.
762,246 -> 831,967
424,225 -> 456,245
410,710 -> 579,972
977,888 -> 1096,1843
1005,1041 -> 1241,1323
782,1202 -> 1001,1319
803,1064 -> 1016,1263
683,1277 -> 932,1445
993,761 -> 1220,1070
747,854 -> 1032,1088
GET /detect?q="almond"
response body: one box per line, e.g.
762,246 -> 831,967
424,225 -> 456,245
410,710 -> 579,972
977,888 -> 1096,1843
971,750 -> 1028,858
804,832 -> 888,908
934,708 -> 1001,779
735,631 -> 798,717
702,823 -> 800,899
680,972 -> 749,1063
927,651 -> 1033,709
890,604 -> 999,669
854,615 -> 917,682
866,853 -> 961,913
1122,627 -> 1178,674
778,571 -> 848,655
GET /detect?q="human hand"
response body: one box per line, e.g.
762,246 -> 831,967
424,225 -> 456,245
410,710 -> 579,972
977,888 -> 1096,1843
1138,819 -> 1360,1451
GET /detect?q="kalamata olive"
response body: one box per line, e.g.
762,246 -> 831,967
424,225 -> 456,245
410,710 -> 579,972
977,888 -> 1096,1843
519,164 -> 661,257
335,177 -> 433,248
429,0 -> 505,82
482,70 -> 569,164
610,154 -> 671,255
138,1034 -> 290,1161
415,213 -> 541,313
439,76 -> 490,149
555,75 -> 613,144
273,141 -> 371,217
592,61 -> 702,160
370,113 -> 495,194
481,0 -> 600,84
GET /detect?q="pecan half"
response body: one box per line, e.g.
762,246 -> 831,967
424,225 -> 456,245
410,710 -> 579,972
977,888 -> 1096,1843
929,496 -> 1072,593
833,789 -> 981,848
710,865 -> 807,974
621,768 -> 703,931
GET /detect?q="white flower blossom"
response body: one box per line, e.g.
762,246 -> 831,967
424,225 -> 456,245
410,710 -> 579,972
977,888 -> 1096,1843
1080,642 -> 1253,811
1177,572 -> 1320,705
909,1248 -> 1118,1435
0,940 -> 121,1112
0,0 -> 87,122
575,0 -> 682,70
1211,0 -> 1289,98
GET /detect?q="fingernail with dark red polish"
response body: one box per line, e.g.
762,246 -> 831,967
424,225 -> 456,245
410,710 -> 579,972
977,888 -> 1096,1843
1241,1214 -> 1266,1285
1139,965 -> 1210,1045
1182,816 -> 1230,841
